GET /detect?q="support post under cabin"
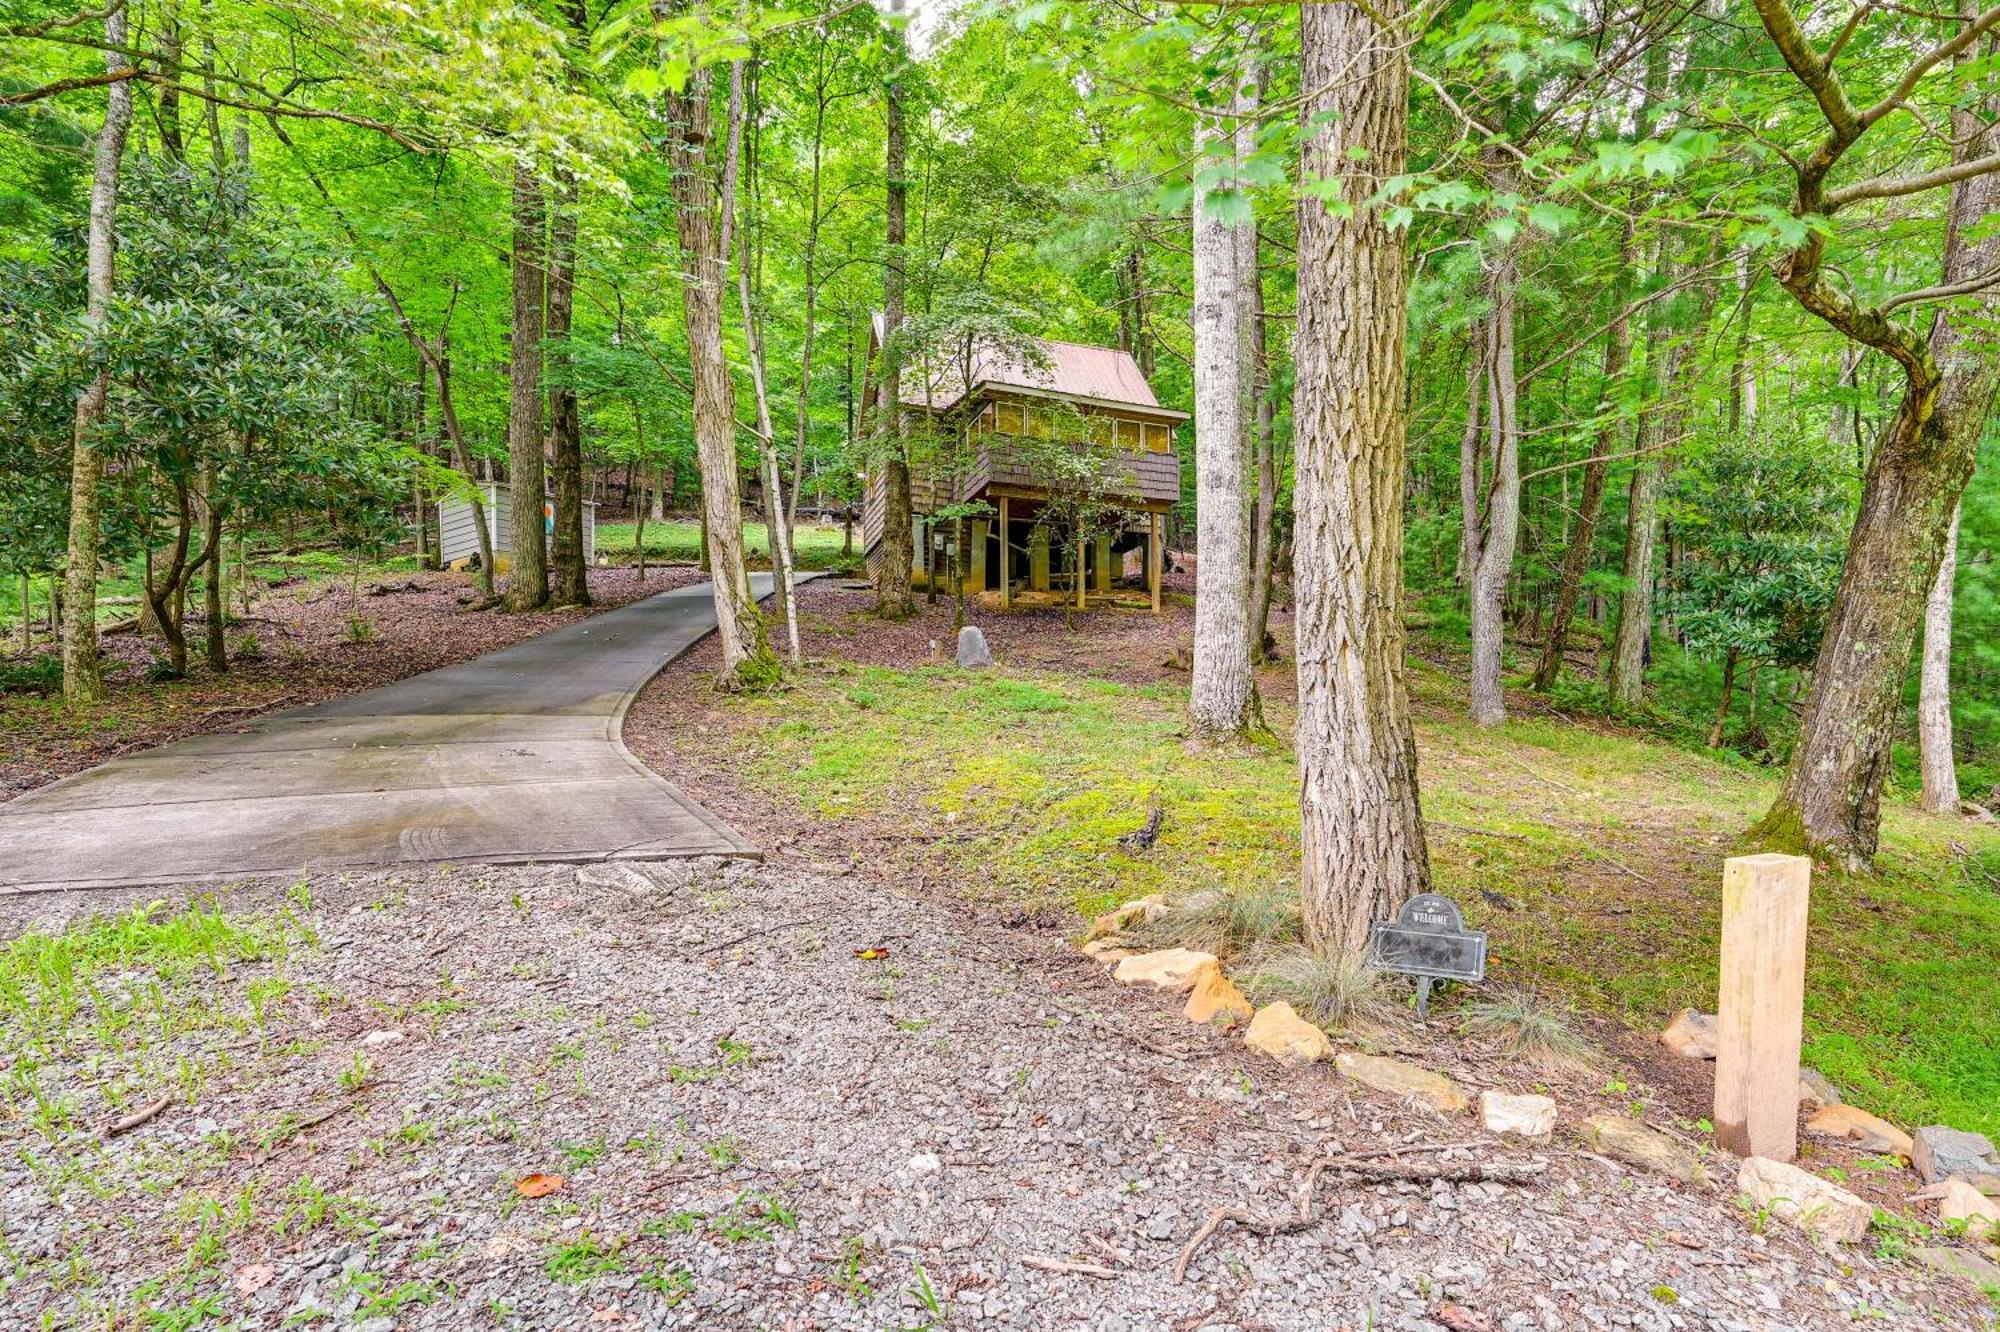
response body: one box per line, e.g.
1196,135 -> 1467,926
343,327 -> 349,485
1030,526 -> 1050,592
999,496 -> 1011,608
1149,511 -> 1163,613
1094,534 -> 1112,593
1714,853 -> 1811,1161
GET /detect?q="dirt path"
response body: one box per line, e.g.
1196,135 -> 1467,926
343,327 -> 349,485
0,858 -> 1977,1331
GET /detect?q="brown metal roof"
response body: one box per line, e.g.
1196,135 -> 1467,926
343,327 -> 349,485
879,316 -> 1181,418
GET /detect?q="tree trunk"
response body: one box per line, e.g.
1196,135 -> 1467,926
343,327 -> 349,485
1468,217 -> 1521,727
61,6 -> 134,704
1248,245 -> 1278,663
1455,322 -> 1483,592
1530,229 -> 1635,692
727,59 -> 800,667
1292,0 -> 1431,957
1188,86 -> 1259,742
665,65 -> 764,683
1919,505 -> 1961,815
201,459 -> 227,672
872,0 -> 916,621
1755,35 -> 2000,867
1606,305 -> 1682,710
1708,647 -> 1738,749
503,165 -> 550,612
547,171 -> 590,608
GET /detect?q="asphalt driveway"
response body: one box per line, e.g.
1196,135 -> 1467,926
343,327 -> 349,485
0,577 -> 778,894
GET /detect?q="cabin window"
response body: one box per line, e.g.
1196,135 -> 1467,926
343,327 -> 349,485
1025,406 -> 1053,439
1144,422 -> 1172,452
1085,416 -> 1113,446
1112,419 -> 1140,449
995,401 -> 1025,434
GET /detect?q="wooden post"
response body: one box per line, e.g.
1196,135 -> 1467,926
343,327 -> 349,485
1714,852 -> 1811,1161
968,519 -> 988,597
1148,511 -> 1163,613
1030,526 -> 1050,592
999,496 -> 1011,608
1094,534 -> 1112,593
1074,532 -> 1086,610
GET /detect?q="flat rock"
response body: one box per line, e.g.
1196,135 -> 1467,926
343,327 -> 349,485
1243,1002 -> 1331,1066
955,625 -> 993,668
1086,896 -> 1165,942
1914,1245 -> 2000,1287
1797,1067 -> 1842,1110
1578,1115 -> 1707,1186
1914,1126 -> 2000,1189
1479,1091 -> 1557,1141
1938,1178 -> 2000,1240
1183,968 -> 1253,1028
1659,1008 -> 1717,1060
1738,1156 -> 1872,1245
1805,1104 -> 1913,1157
1112,947 -> 1217,994
1335,1052 -> 1469,1114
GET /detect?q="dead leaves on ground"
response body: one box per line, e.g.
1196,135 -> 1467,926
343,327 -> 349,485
514,1173 -> 565,1198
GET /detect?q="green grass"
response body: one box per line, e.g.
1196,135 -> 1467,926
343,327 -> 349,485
709,658 -> 2000,1140
595,521 -> 858,571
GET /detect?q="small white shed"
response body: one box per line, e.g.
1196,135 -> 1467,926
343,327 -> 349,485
439,482 -> 597,568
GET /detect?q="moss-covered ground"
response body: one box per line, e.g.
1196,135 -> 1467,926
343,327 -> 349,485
702,655 -> 2000,1140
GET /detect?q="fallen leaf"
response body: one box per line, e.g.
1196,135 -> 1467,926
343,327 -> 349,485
515,1173 -> 566,1198
1433,1305 -> 1494,1332
233,1263 -> 275,1297
854,947 -> 890,960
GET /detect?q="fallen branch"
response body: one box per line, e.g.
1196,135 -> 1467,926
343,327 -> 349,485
1020,1255 -> 1119,1279
694,920 -> 811,955
201,695 -> 292,718
101,1095 -> 172,1138
1172,1154 -> 1544,1283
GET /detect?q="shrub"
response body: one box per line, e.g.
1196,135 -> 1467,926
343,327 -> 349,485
0,653 -> 63,695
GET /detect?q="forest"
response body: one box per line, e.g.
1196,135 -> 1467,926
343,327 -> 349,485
9,0 -> 1999,908
5,0 -> 2000,1324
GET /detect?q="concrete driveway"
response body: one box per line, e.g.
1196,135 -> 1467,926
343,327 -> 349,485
0,577 -> 782,895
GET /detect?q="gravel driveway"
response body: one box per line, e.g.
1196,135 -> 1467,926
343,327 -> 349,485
0,858 -> 1982,1331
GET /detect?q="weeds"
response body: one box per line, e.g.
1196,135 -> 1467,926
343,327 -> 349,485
1240,946 -> 1395,1031
1131,884 -> 1301,960
1459,988 -> 1592,1071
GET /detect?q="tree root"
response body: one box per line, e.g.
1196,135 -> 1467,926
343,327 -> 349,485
1172,1154 -> 1545,1283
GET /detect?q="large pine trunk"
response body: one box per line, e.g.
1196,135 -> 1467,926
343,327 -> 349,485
547,172 -> 590,609
1292,0 -> 1431,956
502,165 -> 550,612
61,8 -> 134,704
1189,93 -> 1258,741
665,68 -> 763,681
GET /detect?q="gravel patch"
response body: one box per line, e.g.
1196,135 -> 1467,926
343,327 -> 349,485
0,858 -> 1983,1330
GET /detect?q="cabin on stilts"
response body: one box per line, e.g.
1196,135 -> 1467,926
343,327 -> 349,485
859,319 -> 1184,611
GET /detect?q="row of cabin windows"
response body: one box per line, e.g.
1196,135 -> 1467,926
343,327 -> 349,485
973,400 -> 1174,452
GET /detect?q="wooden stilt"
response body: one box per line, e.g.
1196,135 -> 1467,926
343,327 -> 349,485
1149,511 -> 1163,613
999,496 -> 1011,609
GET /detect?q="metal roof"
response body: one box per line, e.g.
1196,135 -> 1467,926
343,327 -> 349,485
876,316 -> 1179,418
